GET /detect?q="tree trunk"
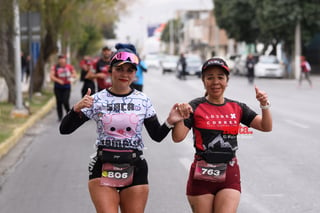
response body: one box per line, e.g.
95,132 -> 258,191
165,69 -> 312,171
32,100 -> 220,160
261,43 -> 269,54
0,0 -> 16,104
282,42 -> 294,78
270,43 -> 277,55
32,30 -> 58,92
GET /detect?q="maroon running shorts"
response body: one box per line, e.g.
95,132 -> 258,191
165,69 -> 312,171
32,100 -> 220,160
186,157 -> 241,196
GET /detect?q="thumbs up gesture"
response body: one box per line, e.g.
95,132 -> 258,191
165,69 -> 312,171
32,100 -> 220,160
255,86 -> 269,106
73,88 -> 94,112
85,88 -> 92,96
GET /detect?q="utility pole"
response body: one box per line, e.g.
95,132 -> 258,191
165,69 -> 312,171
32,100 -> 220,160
214,24 -> 220,56
169,20 -> 174,55
12,0 -> 29,117
294,21 -> 301,79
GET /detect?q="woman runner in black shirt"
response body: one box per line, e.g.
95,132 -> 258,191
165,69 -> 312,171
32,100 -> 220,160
172,57 -> 272,213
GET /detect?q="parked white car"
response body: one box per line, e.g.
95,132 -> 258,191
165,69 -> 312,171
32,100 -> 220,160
160,54 -> 179,74
233,54 -> 259,76
225,54 -> 241,72
144,54 -> 161,69
254,55 -> 285,78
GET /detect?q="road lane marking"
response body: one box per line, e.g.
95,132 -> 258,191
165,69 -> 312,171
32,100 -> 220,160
261,193 -> 284,197
179,157 -> 192,171
284,119 -> 309,129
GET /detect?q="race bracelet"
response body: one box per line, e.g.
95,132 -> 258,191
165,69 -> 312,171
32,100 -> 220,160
260,101 -> 271,110
165,120 -> 174,129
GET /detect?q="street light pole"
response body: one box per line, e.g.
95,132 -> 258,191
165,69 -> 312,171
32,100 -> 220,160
13,0 -> 22,109
12,0 -> 28,117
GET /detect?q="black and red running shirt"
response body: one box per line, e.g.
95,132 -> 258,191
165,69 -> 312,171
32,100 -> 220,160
184,97 -> 257,153
95,58 -> 111,91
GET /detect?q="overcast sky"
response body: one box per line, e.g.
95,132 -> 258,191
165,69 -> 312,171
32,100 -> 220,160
115,0 -> 213,44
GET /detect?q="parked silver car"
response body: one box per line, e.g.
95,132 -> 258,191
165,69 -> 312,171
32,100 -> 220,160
177,54 -> 202,78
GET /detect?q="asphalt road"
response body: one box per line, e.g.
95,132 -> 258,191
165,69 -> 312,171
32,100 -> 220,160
0,69 -> 319,213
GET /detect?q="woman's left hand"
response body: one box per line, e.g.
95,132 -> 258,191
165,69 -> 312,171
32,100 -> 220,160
255,86 -> 269,106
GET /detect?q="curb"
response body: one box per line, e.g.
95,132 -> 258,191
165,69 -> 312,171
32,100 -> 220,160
0,97 -> 56,159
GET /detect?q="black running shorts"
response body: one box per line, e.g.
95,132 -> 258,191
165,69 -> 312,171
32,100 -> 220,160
88,152 -> 148,190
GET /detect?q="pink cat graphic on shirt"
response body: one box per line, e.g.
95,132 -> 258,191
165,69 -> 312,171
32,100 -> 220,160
102,113 -> 139,139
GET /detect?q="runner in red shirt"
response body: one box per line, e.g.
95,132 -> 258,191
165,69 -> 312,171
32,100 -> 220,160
50,55 -> 77,121
95,46 -> 113,91
299,55 -> 312,88
172,57 -> 272,213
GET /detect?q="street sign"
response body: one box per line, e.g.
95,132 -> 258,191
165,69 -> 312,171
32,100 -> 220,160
20,12 -> 40,34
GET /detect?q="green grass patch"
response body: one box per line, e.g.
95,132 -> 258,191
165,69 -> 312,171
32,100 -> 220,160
0,89 -> 53,144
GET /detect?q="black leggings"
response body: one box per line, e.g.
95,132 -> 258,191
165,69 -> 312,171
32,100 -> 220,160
299,72 -> 312,86
54,87 -> 71,120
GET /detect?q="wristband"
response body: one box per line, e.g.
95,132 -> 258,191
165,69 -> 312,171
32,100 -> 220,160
71,107 -> 83,118
165,120 -> 174,129
260,101 -> 271,110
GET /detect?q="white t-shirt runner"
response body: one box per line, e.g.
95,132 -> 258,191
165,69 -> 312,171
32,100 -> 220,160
81,89 -> 156,151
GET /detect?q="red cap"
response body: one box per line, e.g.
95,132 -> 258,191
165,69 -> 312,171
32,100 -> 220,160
58,55 -> 66,59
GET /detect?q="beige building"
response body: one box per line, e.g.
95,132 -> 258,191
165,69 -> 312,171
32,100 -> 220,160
175,9 -> 232,60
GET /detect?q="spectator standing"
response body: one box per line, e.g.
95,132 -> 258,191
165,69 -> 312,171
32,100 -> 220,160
178,53 -> 187,80
246,54 -> 255,84
131,56 -> 147,92
25,55 -> 31,83
21,52 -> 27,82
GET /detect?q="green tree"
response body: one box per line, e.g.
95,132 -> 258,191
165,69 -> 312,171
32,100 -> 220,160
0,0 -> 131,103
75,25 -> 104,58
19,0 -> 126,93
214,0 -> 320,56
19,0 -> 81,93
214,0 -> 260,45
71,0 -> 120,57
0,0 -> 16,103
253,0 -> 320,61
160,18 -> 183,54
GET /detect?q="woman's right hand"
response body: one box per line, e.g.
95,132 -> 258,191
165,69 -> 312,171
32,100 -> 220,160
171,103 -> 192,142
167,103 -> 193,125
73,88 -> 93,112
177,103 -> 193,119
